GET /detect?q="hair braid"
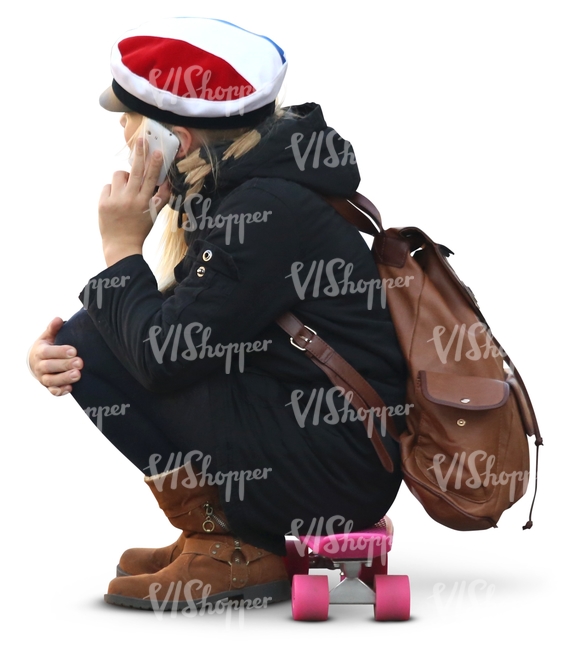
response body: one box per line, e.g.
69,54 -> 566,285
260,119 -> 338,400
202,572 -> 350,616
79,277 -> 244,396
156,126 -> 264,292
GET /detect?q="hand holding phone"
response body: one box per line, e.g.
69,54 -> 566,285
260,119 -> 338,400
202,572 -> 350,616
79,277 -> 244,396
129,118 -> 180,185
100,119 -> 176,265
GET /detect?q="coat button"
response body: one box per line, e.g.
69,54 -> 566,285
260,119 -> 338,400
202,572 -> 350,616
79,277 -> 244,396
196,266 -> 206,277
202,250 -> 212,262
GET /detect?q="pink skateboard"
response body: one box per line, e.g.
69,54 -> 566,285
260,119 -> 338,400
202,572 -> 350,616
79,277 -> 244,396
284,517 -> 410,621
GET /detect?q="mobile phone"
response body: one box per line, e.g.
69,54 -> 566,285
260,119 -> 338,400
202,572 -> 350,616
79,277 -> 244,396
129,118 -> 180,185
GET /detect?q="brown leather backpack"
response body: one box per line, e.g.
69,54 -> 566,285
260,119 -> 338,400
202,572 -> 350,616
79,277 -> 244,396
277,193 -> 542,531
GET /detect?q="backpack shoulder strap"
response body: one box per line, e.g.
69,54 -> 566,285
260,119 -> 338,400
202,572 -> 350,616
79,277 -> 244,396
322,192 -> 383,235
275,311 -> 400,474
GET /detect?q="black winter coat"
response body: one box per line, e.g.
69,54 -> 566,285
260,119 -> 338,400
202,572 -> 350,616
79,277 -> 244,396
80,103 -> 407,554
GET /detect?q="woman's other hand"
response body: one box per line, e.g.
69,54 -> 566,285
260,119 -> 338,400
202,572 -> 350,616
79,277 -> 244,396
99,137 -> 172,267
28,317 -> 83,396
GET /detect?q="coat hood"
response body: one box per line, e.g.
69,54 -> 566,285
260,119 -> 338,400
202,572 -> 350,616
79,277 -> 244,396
200,102 -> 361,198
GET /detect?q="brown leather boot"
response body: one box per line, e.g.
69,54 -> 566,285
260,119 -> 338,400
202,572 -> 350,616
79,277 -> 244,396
105,464 -> 290,610
116,463 -> 229,577
116,533 -> 186,577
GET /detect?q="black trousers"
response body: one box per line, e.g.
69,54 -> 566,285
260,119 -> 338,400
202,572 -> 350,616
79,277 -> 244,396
55,308 -> 403,555
54,308 -> 225,476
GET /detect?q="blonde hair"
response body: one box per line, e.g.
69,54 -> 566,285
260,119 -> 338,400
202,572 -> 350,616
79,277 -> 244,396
157,107 -> 287,292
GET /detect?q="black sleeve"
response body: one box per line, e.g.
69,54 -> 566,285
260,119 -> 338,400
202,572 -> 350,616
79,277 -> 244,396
78,183 -> 301,392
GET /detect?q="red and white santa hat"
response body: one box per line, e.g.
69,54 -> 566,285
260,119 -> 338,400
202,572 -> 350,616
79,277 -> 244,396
99,17 -> 287,128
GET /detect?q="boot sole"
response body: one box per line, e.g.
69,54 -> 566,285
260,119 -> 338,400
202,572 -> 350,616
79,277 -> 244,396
116,565 -> 131,577
104,580 -> 291,611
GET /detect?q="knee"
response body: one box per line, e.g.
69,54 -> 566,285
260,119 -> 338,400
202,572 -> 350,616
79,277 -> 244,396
54,309 -> 126,376
54,309 -> 96,352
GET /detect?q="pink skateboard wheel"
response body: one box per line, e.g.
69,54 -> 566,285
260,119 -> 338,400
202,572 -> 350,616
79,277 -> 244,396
374,575 -> 411,621
284,539 -> 310,579
292,575 -> 330,621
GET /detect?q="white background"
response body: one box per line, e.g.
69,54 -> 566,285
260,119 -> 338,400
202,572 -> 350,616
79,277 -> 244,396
2,0 -> 579,647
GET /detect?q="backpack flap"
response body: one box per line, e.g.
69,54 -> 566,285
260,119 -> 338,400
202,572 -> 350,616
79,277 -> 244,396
419,371 -> 509,410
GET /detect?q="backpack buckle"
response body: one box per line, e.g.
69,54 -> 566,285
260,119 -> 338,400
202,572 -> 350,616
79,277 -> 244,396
290,325 -> 317,351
